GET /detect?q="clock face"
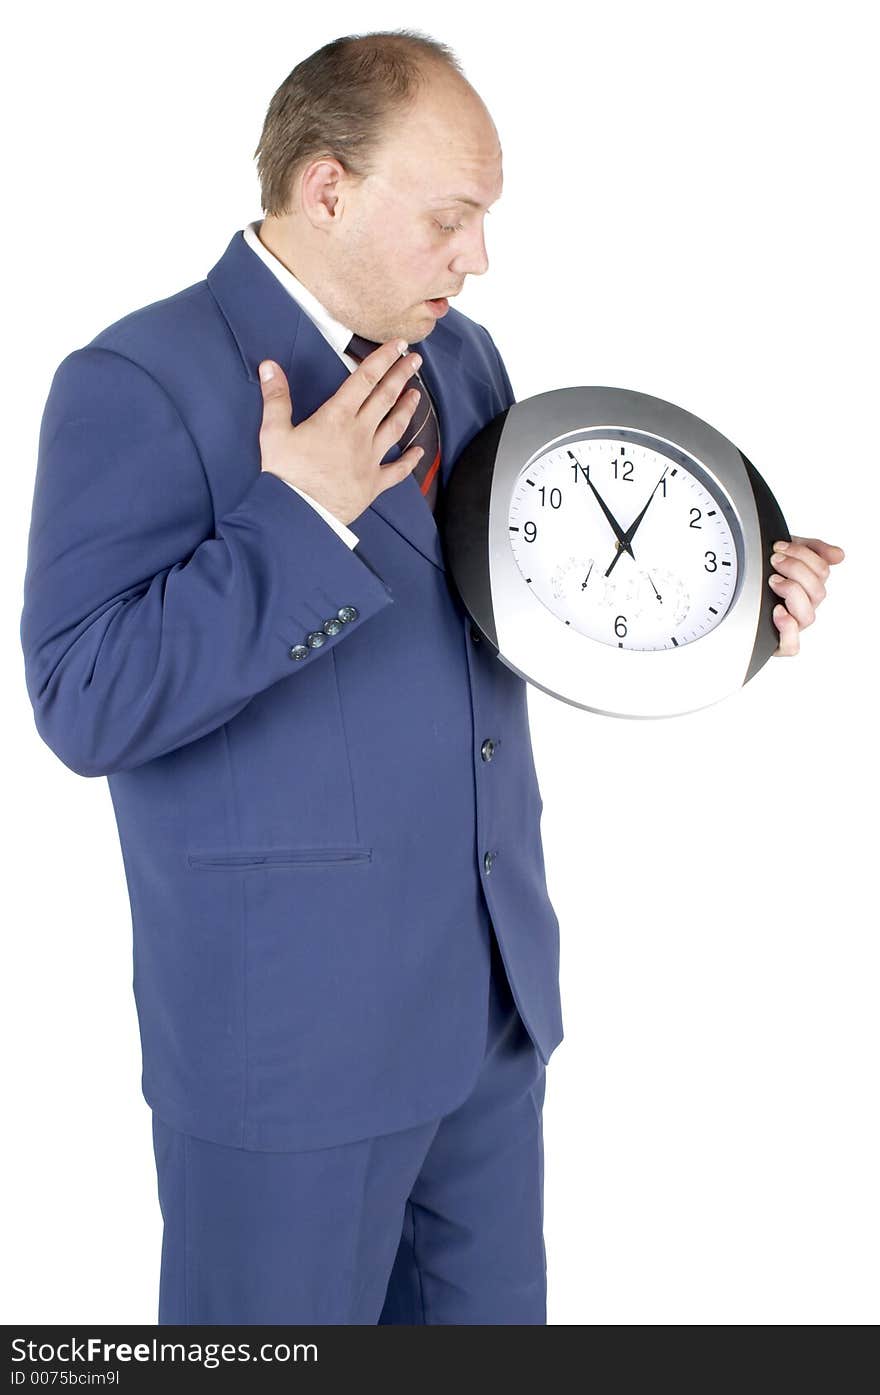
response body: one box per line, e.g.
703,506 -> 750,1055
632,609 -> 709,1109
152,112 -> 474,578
507,430 -> 744,651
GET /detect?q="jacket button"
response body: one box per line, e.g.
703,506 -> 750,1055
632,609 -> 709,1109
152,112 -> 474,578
470,624 -> 481,643
306,630 -> 327,648
338,605 -> 359,624
480,738 -> 496,761
322,617 -> 344,635
289,644 -> 309,661
483,850 -> 496,873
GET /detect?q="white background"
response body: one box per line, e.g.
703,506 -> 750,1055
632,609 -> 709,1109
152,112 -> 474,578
4,0 -> 876,1325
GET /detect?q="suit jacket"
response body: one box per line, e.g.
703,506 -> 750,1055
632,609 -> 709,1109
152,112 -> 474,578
20,228 -> 564,1151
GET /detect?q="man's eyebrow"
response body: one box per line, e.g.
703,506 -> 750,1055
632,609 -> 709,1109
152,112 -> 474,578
430,195 -> 498,210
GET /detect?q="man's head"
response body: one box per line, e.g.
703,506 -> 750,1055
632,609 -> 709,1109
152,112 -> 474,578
253,30 -> 503,344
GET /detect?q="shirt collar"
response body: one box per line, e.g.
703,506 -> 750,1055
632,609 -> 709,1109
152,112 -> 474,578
242,219 -> 363,363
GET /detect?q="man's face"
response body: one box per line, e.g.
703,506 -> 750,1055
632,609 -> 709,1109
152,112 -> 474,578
323,80 -> 503,344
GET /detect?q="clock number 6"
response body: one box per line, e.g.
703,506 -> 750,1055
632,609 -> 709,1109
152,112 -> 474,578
615,615 -> 627,638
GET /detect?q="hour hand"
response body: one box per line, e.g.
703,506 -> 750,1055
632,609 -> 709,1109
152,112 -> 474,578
605,499 -> 650,577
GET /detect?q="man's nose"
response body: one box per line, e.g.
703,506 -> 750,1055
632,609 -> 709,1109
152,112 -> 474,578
451,224 -> 490,277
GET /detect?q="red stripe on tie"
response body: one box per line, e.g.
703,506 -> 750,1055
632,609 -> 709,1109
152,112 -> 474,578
420,449 -> 441,495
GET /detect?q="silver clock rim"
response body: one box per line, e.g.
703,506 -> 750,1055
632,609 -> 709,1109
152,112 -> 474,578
485,386 -> 775,718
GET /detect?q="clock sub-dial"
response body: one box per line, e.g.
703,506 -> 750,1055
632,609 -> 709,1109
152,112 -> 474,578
549,554 -> 692,644
508,432 -> 741,650
552,555 -> 688,627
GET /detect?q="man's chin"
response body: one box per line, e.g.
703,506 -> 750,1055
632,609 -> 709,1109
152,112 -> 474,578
370,306 -> 440,347
416,304 -> 441,329
396,312 -> 437,346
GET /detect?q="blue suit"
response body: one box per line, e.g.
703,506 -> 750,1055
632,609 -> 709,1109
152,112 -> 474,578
21,228 -> 564,1320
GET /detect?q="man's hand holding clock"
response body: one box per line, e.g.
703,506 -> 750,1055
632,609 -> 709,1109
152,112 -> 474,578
767,536 -> 846,656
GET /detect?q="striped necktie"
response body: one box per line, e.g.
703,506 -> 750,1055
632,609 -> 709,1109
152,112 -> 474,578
345,332 -> 442,514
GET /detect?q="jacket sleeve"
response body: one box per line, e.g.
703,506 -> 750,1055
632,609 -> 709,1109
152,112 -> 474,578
20,346 -> 394,778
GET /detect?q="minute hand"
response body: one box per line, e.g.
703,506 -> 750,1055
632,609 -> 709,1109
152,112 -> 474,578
604,467 -> 669,578
584,475 -> 636,562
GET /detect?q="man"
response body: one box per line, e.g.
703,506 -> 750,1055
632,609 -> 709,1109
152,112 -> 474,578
20,30 -> 844,1324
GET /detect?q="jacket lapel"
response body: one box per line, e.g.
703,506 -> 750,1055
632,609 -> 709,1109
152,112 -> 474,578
207,230 -> 498,574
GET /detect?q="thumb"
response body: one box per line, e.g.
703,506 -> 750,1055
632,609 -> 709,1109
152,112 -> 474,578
258,360 -> 292,423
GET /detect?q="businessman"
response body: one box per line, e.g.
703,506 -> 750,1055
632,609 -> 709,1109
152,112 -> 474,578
20,29 -> 844,1324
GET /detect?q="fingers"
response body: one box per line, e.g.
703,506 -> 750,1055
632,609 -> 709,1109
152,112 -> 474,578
785,536 -> 846,566
772,604 -> 800,656
766,536 -> 845,657
767,534 -> 845,636
336,339 -> 414,415
769,548 -> 826,610
772,538 -> 837,587
768,572 -> 814,629
374,385 -> 423,461
358,349 -> 423,428
375,442 -> 426,496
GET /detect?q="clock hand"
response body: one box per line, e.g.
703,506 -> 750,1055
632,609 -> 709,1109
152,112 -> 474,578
581,471 -> 636,562
604,467 -> 670,578
645,572 -> 663,602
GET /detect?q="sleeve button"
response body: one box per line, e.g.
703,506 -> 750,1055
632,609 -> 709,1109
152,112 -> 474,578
306,630 -> 327,648
338,605 -> 359,624
289,644 -> 309,661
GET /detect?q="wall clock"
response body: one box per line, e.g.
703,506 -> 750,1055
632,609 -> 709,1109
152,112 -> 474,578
439,385 -> 790,718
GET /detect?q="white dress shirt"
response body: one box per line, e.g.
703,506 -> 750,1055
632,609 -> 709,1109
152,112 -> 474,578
242,218 -> 376,550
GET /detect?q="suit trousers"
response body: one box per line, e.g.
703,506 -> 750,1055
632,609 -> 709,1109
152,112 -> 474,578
150,924 -> 548,1324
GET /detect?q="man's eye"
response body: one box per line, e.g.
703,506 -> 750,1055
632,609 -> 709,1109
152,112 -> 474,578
435,220 -> 465,234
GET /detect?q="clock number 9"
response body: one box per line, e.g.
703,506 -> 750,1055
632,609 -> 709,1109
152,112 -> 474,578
524,521 -> 537,542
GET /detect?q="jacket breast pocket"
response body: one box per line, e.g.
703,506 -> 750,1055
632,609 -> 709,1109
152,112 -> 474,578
186,845 -> 373,870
